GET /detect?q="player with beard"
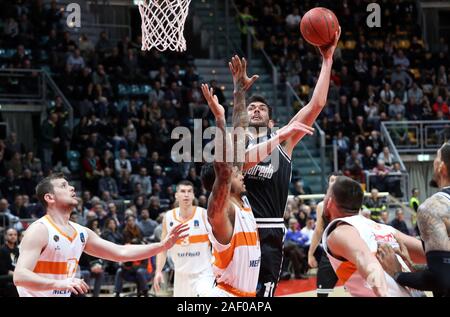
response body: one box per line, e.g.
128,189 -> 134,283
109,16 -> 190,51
13,173 -> 188,297
377,143 -> 450,297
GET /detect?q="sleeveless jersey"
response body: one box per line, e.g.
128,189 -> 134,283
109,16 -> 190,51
244,130 -> 292,228
207,196 -> 261,296
322,215 -> 425,297
165,207 -> 213,275
17,215 -> 88,297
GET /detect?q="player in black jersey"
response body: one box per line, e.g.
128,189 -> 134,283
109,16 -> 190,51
377,143 -> 450,297
240,28 -> 341,297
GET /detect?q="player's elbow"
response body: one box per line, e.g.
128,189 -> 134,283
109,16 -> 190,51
13,268 -> 26,287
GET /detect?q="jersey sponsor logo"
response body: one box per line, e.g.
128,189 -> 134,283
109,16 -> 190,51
194,220 -> 199,227
169,221 -> 174,227
245,164 -> 274,180
53,290 -> 69,295
249,258 -> 260,268
53,235 -> 59,242
80,233 -> 85,243
177,251 -> 201,257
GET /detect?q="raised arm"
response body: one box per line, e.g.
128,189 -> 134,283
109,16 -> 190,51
201,84 -> 235,245
229,55 -> 258,170
14,223 -> 89,294
327,223 -> 388,297
283,27 -> 341,157
83,222 -> 188,262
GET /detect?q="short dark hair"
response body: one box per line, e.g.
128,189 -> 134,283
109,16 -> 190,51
176,180 -> 194,191
200,163 -> 215,192
35,173 -> 65,208
248,95 -> 273,119
331,176 -> 364,214
440,143 -> 450,177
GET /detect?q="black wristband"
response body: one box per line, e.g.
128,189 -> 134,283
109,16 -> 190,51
393,272 -> 401,282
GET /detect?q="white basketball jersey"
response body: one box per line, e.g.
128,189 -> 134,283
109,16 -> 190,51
17,215 -> 89,297
165,207 -> 214,275
322,215 -> 425,297
207,196 -> 261,297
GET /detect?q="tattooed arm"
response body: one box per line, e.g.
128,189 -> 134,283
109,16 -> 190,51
229,56 -> 258,170
417,195 -> 450,252
201,84 -> 234,245
377,194 -> 450,292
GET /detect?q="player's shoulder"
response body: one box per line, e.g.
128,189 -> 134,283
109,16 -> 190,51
419,193 -> 449,217
21,220 -> 49,245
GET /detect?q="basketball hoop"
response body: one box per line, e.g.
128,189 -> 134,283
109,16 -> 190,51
138,0 -> 191,52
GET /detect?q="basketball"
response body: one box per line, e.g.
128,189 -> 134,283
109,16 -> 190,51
300,7 -> 340,47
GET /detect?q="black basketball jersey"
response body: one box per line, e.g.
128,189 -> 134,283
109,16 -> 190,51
244,130 -> 292,220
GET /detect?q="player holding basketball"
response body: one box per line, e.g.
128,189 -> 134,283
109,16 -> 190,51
13,173 -> 188,297
237,27 -> 341,296
153,180 -> 215,297
321,175 -> 426,297
199,66 -> 313,296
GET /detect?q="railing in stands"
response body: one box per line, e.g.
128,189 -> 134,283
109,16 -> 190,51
382,120 -> 450,154
0,68 -> 73,131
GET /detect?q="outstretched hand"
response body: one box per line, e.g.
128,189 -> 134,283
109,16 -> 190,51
201,83 -> 225,120
279,121 -> 315,139
161,222 -> 189,250
229,55 -> 259,91
319,26 -> 341,60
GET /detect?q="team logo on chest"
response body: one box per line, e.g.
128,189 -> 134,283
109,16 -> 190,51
53,235 -> 59,242
80,233 -> 85,243
193,220 -> 199,228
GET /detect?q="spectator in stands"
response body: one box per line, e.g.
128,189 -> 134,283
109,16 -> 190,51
92,64 -> 112,98
432,96 -> 449,117
380,210 -> 389,225
388,97 -> 406,119
285,7 -> 301,30
148,196 -> 163,220
137,209 -> 158,242
87,218 -> 102,237
122,215 -> 143,244
66,48 -> 85,71
300,217 -> 315,250
408,82 -> 424,105
0,228 -> 19,297
390,209 -> 410,235
115,149 -> 132,178
380,83 -> 395,111
114,252 -> 153,297
131,167 -> 152,198
335,131 -> 350,169
39,112 -> 59,172
371,159 -> 392,192
344,149 -> 364,183
22,151 -> 42,179
4,132 -> 25,157
362,146 -> 378,170
391,65 -> 412,88
82,147 -> 104,194
0,199 -> 19,232
117,170 -> 133,199
282,218 -> 308,279
378,146 -> 394,167
101,217 -> 123,245
0,169 -> 21,203
291,179 -> 312,197
393,50 -> 410,69
78,253 -> 105,297
98,167 -> 119,199
363,188 -> 387,223
10,195 -> 28,219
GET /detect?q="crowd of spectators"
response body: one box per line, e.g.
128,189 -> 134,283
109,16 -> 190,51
0,0 -> 443,292
237,0 -> 449,194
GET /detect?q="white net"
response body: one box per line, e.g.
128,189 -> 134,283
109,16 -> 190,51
139,0 -> 191,52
